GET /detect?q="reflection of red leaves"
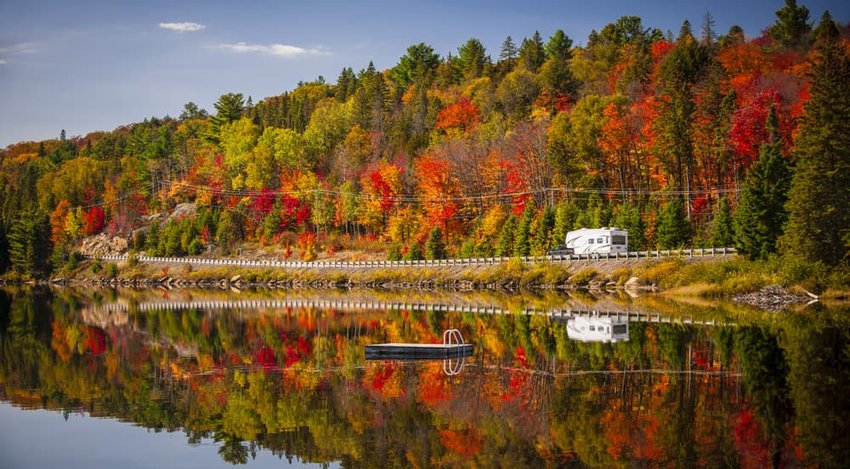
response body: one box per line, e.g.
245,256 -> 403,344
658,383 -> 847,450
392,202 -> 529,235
297,336 -> 311,356
370,363 -> 395,392
439,428 -> 482,457
733,408 -> 771,468
85,326 -> 106,356
284,346 -> 300,367
255,346 -> 276,368
514,345 -> 528,367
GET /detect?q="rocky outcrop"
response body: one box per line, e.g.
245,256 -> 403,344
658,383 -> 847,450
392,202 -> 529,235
78,234 -> 130,257
733,285 -> 814,311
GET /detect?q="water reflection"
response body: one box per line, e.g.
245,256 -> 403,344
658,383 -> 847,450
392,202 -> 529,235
1,287 -> 849,467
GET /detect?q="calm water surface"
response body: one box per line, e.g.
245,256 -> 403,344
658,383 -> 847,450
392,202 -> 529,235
1,288 -> 849,468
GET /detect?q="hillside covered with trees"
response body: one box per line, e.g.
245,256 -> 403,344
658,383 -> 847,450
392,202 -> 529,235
1,1 -> 849,282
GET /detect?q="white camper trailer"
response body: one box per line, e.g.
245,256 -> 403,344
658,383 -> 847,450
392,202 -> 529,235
566,316 -> 630,343
565,227 -> 628,254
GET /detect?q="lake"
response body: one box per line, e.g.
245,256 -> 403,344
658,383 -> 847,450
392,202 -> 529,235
1,287 -> 849,468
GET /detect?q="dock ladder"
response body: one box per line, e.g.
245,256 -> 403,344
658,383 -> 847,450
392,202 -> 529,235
442,329 -> 466,376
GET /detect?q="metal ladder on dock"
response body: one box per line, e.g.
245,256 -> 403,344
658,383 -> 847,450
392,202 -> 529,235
442,329 -> 466,376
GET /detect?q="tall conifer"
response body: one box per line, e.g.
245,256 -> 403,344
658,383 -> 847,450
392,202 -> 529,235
781,13 -> 850,264
734,106 -> 791,259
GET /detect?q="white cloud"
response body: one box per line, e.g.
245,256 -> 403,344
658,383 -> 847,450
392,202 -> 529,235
0,42 -> 38,54
0,42 -> 37,65
159,22 -> 206,32
216,42 -> 327,58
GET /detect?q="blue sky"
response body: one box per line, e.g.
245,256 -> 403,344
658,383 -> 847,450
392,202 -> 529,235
1,0 -> 847,147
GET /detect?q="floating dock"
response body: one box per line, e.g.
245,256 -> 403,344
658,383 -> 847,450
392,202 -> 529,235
365,343 -> 474,360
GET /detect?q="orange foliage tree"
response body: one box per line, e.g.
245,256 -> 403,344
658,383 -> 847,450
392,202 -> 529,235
435,97 -> 480,134
415,154 -> 461,233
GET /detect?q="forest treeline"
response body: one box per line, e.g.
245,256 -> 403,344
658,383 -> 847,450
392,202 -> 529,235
1,1 -> 849,279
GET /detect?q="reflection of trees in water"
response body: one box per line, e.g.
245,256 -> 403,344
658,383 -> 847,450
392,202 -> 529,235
3,289 -> 850,466
783,306 -> 850,469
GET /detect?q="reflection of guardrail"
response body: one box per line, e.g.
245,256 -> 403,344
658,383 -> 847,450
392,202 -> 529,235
84,298 -> 731,328
84,247 -> 736,270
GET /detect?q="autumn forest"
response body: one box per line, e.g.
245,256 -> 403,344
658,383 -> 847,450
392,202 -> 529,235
1,1 -> 849,280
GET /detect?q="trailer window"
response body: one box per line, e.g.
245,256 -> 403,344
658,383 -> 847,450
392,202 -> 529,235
597,238 -> 604,243
612,235 -> 626,245
588,238 -> 594,244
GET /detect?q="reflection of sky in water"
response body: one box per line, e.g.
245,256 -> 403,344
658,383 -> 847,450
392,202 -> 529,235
0,403 -> 334,469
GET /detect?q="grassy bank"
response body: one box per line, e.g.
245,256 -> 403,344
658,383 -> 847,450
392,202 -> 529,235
641,256 -> 850,299
52,254 -> 850,297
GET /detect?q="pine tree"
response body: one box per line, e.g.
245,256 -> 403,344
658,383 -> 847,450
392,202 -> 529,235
780,14 -> 850,264
406,242 -> 424,261
768,0 -> 812,49
425,227 -> 446,260
7,210 -> 50,277
550,202 -> 579,247
210,93 -> 245,139
513,204 -> 535,257
613,204 -> 646,251
532,206 -> 556,254
495,216 -> 516,257
499,36 -> 518,64
710,197 -> 735,247
656,197 -> 691,249
734,107 -> 791,260
519,31 -> 546,72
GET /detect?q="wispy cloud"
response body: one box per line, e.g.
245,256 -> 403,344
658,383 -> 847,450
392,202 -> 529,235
216,42 -> 328,58
0,42 -> 38,55
159,22 -> 206,32
0,42 -> 37,65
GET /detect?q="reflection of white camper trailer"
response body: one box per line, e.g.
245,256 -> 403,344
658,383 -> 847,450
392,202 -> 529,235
566,316 -> 630,343
565,227 -> 628,254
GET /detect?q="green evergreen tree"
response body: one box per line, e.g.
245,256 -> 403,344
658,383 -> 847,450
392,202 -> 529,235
613,203 -> 646,251
656,197 -> 691,249
499,36 -> 518,65
387,243 -> 402,261
425,227 -> 446,260
734,107 -> 791,260
210,93 -> 245,139
710,197 -> 735,247
768,0 -> 812,49
0,222 -> 11,273
513,204 -> 535,257
550,202 -> 579,247
7,210 -> 50,276
495,215 -> 516,257
405,242 -> 424,261
532,206 -> 556,254
459,238 -> 475,258
780,14 -> 850,265
540,30 -> 577,97
457,38 -> 487,81
519,31 -> 546,72
145,221 -> 161,255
